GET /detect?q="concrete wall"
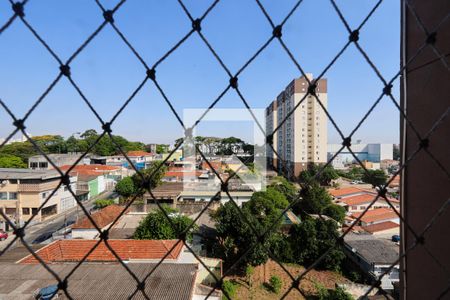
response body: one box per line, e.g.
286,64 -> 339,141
401,1 -> 450,299
72,228 -> 99,239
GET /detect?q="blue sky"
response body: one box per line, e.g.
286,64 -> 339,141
0,0 -> 400,145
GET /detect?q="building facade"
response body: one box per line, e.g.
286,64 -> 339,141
327,143 -> 394,169
266,74 -> 328,178
0,168 -> 77,230
28,153 -> 90,170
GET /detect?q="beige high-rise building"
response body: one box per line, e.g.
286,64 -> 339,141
266,74 -> 328,178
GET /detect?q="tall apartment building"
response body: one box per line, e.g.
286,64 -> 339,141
266,74 -> 328,178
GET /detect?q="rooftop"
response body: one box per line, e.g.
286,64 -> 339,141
363,221 -> 399,233
351,208 -> 399,224
19,239 -> 184,264
0,168 -> 61,180
29,153 -> 86,159
110,213 -> 147,239
147,182 -> 184,199
60,164 -> 121,172
72,205 -> 125,229
338,193 -> 399,206
127,151 -> 154,157
328,187 -> 372,198
0,263 -> 197,299
338,193 -> 377,206
345,234 -> 399,265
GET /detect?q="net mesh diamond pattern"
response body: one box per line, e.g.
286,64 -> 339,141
0,0 -> 449,299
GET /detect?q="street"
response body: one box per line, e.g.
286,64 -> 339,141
0,191 -> 116,251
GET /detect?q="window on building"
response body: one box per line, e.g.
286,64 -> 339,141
5,208 -> 15,215
38,162 -> 48,168
351,206 -> 357,210
32,208 -> 38,215
0,192 -> 7,200
22,208 -> 30,215
42,192 -> 47,199
30,162 -> 38,168
9,192 -> 17,200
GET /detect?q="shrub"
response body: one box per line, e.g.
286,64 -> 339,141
221,280 -> 237,300
269,275 -> 282,294
93,199 -> 114,209
245,265 -> 254,286
316,284 -> 354,300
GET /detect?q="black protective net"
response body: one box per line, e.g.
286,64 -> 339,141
0,0 -> 449,299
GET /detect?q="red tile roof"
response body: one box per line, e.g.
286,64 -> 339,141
72,205 -> 125,229
340,193 -> 399,206
328,187 -> 371,197
127,151 -> 154,157
363,221 -> 399,233
339,193 -> 377,206
19,239 -> 184,264
351,208 -> 398,224
389,175 -> 400,187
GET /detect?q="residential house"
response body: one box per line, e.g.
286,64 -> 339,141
161,149 -> 183,162
124,151 -> 155,170
362,221 -> 399,236
0,168 -> 77,230
71,205 -> 125,239
336,193 -> 400,213
350,208 -> 399,227
0,263 -> 201,300
344,234 -> 399,290
60,164 -> 125,198
16,239 -> 222,299
328,187 -> 373,199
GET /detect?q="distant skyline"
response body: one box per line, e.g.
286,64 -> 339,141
0,0 -> 400,145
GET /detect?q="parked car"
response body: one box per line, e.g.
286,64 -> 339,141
0,230 -> 8,241
392,235 -> 400,242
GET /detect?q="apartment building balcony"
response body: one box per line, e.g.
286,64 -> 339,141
17,181 -> 60,192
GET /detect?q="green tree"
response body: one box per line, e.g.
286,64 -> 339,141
322,204 -> 346,223
33,135 -> 66,153
299,164 -> 338,186
289,218 -> 345,271
0,141 -> 37,163
268,176 -> 298,202
131,161 -> 167,195
133,206 -> 197,241
156,144 -> 168,154
115,177 -> 136,198
294,183 -> 333,216
93,199 -> 115,209
362,169 -> 388,187
213,188 -> 287,268
337,167 -> 364,181
0,154 -> 27,168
